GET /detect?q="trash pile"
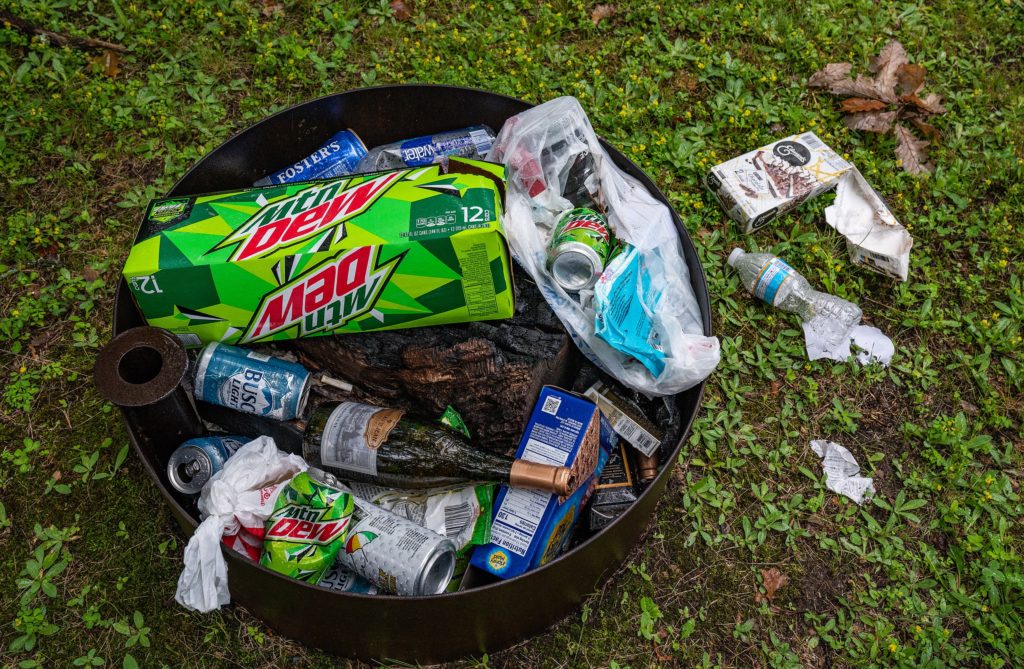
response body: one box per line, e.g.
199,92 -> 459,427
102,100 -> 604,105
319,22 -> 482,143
97,100 -> 720,611
708,132 -> 910,366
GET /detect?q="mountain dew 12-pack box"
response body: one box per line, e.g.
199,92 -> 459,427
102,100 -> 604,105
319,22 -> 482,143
122,158 -> 514,346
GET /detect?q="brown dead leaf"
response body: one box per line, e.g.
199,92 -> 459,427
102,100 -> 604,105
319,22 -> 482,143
896,63 -> 926,95
895,123 -> 933,174
910,116 -> 941,140
92,50 -> 120,78
840,97 -> 888,113
843,110 -> 897,133
808,62 -> 852,88
868,40 -> 908,93
390,0 -> 412,20
261,1 -> 284,18
903,92 -> 946,115
653,638 -> 673,662
52,470 -> 62,481
769,380 -> 781,396
761,567 -> 789,601
591,4 -> 615,25
829,74 -> 895,103
82,267 -> 100,281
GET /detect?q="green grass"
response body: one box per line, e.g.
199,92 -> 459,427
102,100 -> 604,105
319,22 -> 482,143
1,0 -> 1022,667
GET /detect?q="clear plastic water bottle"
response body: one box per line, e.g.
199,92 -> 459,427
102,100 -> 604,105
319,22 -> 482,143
727,248 -> 862,351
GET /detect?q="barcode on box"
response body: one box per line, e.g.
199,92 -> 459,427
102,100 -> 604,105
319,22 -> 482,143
443,501 -> 473,540
541,395 -> 561,416
801,133 -> 824,150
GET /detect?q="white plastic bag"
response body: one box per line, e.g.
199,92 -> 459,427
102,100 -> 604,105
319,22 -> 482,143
489,97 -> 719,396
174,436 -> 307,612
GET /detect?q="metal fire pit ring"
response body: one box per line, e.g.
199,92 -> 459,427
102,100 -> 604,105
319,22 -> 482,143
110,85 -> 711,663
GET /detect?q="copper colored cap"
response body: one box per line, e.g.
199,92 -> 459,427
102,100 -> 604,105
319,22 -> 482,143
510,460 -> 577,496
636,453 -> 659,483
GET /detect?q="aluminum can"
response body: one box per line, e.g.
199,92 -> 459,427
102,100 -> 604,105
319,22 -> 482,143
546,208 -> 612,292
357,125 -> 496,172
254,129 -> 368,186
337,496 -> 457,596
167,435 -> 246,495
193,342 -> 311,421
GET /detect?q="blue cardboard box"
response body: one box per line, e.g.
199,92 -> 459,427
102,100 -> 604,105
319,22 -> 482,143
471,387 -> 608,578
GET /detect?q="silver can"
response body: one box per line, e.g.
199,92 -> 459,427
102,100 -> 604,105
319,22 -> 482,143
549,241 -> 605,292
337,496 -> 456,596
546,208 -> 612,292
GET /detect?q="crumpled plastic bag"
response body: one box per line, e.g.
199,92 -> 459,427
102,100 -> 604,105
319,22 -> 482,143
489,97 -> 720,396
175,436 -> 307,612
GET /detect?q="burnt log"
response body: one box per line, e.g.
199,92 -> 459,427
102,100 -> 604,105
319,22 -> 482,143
289,272 -> 577,452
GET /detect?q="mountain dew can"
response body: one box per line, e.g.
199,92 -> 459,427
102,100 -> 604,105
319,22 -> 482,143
193,342 -> 311,421
336,495 -> 457,596
547,208 -> 612,292
260,471 -> 354,584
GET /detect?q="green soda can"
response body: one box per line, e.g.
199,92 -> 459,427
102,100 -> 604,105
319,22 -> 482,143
546,208 -> 613,292
260,471 -> 354,584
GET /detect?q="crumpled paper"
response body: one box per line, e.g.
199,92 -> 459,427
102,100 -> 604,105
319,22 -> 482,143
175,436 -> 307,612
810,440 -> 875,505
804,323 -> 895,366
825,168 -> 913,282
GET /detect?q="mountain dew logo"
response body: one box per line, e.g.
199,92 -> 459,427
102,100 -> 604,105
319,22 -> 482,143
265,503 -> 352,545
214,171 -> 403,262
241,245 -> 401,343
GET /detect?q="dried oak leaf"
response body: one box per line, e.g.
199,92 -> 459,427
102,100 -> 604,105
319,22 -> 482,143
91,49 -> 120,78
868,39 -> 908,93
829,74 -> 895,103
840,97 -> 888,113
591,4 -> 615,25
910,116 -> 941,140
897,63 -> 926,95
390,0 -> 412,20
843,110 -> 897,133
761,568 -> 789,601
259,0 -> 284,17
808,62 -> 852,88
895,123 -> 933,174
903,92 -> 946,115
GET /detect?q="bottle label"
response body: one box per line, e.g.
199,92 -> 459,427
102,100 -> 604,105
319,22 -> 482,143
321,402 -> 403,476
753,258 -> 794,306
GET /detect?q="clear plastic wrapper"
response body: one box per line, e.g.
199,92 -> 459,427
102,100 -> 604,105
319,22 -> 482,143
488,97 -> 719,396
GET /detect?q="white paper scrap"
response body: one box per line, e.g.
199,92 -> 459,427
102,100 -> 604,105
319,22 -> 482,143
825,168 -> 913,281
850,325 -> 894,366
810,440 -> 875,505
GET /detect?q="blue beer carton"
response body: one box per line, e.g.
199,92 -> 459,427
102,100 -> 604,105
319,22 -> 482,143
471,387 -> 609,578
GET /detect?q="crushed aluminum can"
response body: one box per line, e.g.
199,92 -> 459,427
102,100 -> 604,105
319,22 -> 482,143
254,129 -> 368,187
193,342 -> 311,421
167,435 -> 246,495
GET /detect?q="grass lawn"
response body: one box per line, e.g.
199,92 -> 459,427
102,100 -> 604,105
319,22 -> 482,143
2,0 -> 1022,667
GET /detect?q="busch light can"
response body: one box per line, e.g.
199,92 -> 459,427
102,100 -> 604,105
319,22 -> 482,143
193,342 -> 311,421
167,436 -> 246,495
254,129 -> 368,187
547,208 -> 613,292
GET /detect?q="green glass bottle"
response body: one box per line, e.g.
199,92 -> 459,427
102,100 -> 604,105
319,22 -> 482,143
303,401 -> 576,496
